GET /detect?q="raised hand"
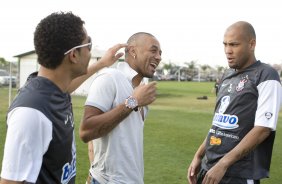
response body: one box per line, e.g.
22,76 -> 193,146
132,81 -> 157,107
98,43 -> 128,67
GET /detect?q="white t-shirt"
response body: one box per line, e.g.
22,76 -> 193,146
1,107 -> 52,182
86,62 -> 147,184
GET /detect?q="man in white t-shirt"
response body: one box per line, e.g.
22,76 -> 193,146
80,32 -> 162,184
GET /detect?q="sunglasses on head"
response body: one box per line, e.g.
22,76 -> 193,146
64,37 -> 92,55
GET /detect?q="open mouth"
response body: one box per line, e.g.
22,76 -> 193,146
150,62 -> 158,69
227,57 -> 234,62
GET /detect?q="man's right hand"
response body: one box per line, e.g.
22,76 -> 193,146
187,156 -> 202,184
132,81 -> 157,107
98,43 -> 128,68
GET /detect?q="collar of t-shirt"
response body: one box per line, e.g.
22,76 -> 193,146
116,62 -> 138,85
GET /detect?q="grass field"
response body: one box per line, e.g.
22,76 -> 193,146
0,81 -> 281,184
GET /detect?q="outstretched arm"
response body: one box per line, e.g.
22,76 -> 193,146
67,43 -> 127,93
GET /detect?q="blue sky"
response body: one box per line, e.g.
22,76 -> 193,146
0,0 -> 281,67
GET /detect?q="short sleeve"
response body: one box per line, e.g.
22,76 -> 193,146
85,73 -> 116,112
255,80 -> 282,130
1,107 -> 52,182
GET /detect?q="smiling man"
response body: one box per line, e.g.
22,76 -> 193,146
79,32 -> 162,184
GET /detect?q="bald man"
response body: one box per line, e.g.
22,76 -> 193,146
79,32 -> 162,184
187,21 -> 282,184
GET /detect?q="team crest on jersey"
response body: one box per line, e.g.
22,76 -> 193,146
236,75 -> 248,92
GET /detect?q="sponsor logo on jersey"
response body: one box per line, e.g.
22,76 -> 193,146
219,96 -> 230,114
61,157 -> 76,184
213,113 -> 239,129
265,112 -> 273,120
64,112 -> 74,127
209,128 -> 240,140
221,83 -> 229,87
210,136 -> 221,145
227,84 -> 233,93
215,96 -> 239,129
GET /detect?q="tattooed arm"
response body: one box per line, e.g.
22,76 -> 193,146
79,104 -> 133,142
79,82 -> 157,142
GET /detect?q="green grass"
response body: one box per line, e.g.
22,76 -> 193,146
0,81 -> 281,183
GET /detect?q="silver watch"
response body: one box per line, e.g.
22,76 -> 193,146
125,96 -> 138,111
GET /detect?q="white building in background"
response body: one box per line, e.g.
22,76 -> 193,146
14,47 -> 124,96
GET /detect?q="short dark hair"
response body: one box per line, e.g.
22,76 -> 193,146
126,32 -> 154,45
124,32 -> 155,57
34,11 -> 85,69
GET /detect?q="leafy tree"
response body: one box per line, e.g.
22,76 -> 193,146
184,60 -> 197,78
201,64 -> 210,72
184,60 -> 196,70
163,63 -> 173,71
0,57 -> 8,68
163,62 -> 178,75
215,65 -> 224,73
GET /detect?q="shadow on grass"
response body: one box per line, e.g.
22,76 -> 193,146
157,93 -> 183,98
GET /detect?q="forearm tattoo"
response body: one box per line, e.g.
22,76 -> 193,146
97,106 -> 132,137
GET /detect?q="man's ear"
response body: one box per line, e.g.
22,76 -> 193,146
250,39 -> 256,51
128,45 -> 136,58
67,50 -> 79,64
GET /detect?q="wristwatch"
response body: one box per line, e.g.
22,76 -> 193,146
125,96 -> 138,111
